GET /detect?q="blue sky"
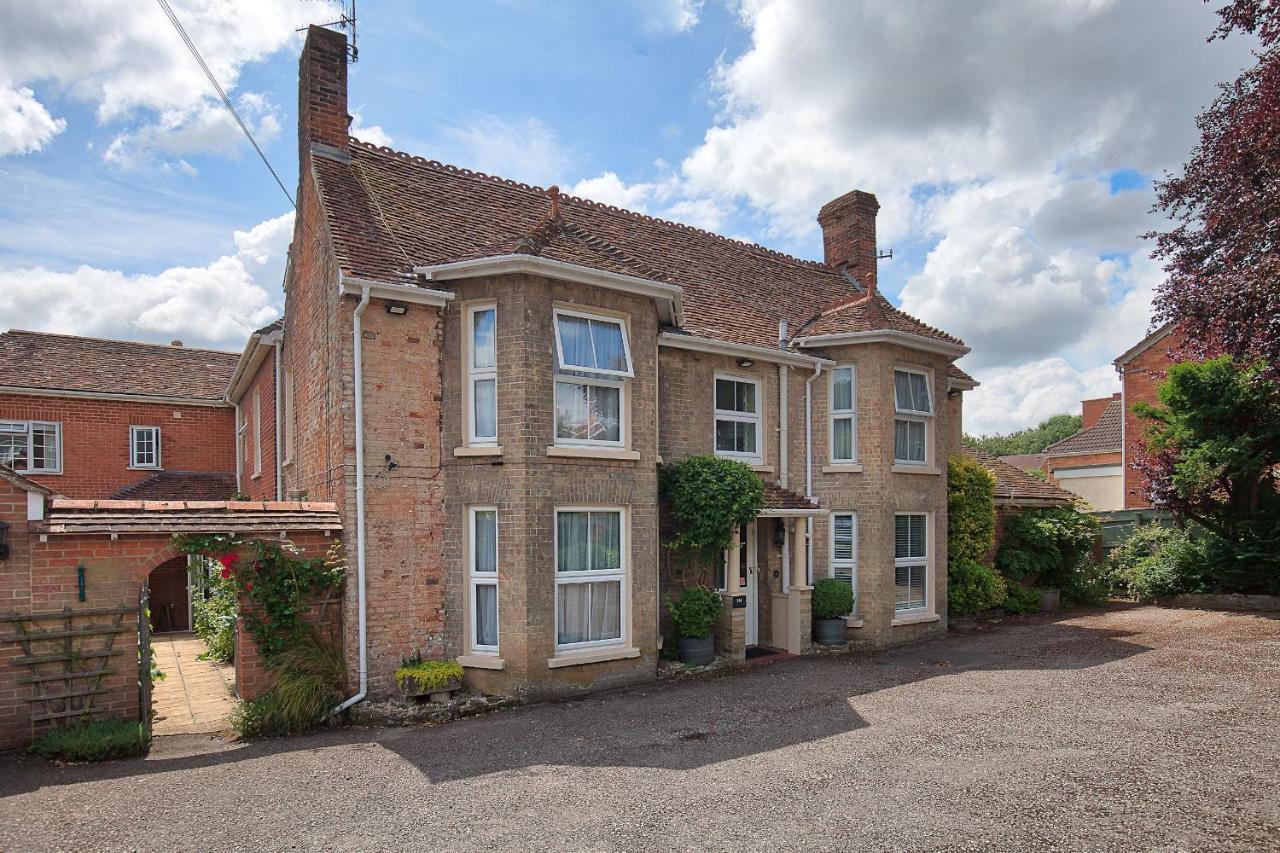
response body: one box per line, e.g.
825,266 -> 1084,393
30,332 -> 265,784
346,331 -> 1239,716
0,1 -> 1256,433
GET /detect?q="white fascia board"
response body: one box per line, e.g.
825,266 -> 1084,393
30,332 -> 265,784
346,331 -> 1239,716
793,330 -> 970,358
0,385 -> 226,409
1114,321 -> 1176,367
338,273 -> 455,307
414,255 -> 684,325
757,507 -> 827,518
226,330 -> 282,404
1053,465 -> 1124,479
947,377 -> 980,391
658,332 -> 830,368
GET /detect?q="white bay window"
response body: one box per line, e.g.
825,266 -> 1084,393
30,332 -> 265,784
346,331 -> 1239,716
831,512 -> 858,610
829,365 -> 857,463
467,304 -> 498,445
893,368 -> 932,465
553,309 -> 632,448
469,507 -> 499,653
894,513 -> 929,613
555,509 -> 625,649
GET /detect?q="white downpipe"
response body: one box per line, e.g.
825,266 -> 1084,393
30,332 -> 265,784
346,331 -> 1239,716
333,285 -> 371,715
273,336 -> 283,501
778,361 -> 790,590
804,363 -> 824,585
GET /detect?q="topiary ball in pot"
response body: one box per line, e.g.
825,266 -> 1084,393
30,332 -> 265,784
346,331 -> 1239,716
812,578 -> 853,645
667,586 -> 722,666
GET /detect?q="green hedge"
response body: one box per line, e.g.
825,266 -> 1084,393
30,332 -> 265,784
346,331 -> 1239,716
949,558 -> 1007,615
947,455 -> 996,565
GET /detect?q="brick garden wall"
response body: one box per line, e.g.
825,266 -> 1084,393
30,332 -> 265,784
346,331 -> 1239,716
0,393 -> 235,499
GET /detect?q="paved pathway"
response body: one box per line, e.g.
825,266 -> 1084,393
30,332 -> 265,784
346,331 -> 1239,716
150,632 -> 236,735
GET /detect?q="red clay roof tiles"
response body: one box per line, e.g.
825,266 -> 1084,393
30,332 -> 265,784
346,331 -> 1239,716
1044,398 -> 1123,456
110,471 -> 238,502
964,448 -> 1078,504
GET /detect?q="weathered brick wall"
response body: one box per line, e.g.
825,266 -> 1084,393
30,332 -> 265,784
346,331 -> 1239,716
1120,330 -> 1185,509
440,274 -> 659,698
237,348 -> 278,501
0,393 -> 235,499
235,591 -> 343,702
0,480 -> 34,748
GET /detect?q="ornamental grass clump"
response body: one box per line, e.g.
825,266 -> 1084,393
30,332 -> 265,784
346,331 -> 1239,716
231,629 -> 347,739
29,718 -> 149,763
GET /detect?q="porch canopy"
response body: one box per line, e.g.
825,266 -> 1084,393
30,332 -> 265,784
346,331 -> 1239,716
757,481 -> 824,517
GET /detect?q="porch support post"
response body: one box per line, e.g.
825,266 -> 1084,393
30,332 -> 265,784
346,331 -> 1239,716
716,526 -> 746,662
786,517 -> 811,655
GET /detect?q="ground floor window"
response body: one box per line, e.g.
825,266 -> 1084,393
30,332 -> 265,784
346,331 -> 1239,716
555,508 -> 625,649
831,512 -> 857,608
470,507 -> 499,653
894,513 -> 929,612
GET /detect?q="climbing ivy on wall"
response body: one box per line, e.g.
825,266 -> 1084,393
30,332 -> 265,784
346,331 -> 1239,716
660,455 -> 764,559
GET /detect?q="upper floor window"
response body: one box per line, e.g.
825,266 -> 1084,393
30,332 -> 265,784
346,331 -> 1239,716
553,309 -> 631,448
0,420 -> 60,474
893,368 -> 932,464
555,508 -> 626,649
830,365 -> 857,463
467,304 -> 498,445
831,512 -> 857,609
894,513 -> 929,613
252,387 -> 263,477
470,507 -> 499,654
714,375 -> 761,463
129,426 -> 161,469
283,370 -> 296,464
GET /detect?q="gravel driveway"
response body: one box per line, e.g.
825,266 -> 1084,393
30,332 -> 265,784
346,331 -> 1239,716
2,605 -> 1277,852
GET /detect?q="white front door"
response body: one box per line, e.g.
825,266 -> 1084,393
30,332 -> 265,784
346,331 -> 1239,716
740,521 -> 759,646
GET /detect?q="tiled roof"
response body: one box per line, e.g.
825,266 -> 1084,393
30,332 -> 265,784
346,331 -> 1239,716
946,363 -> 976,384
0,330 -> 238,402
761,481 -> 823,512
33,500 -> 342,535
1044,398 -> 1123,456
311,140 -> 966,353
110,471 -> 238,502
964,448 -> 1078,504
0,466 -> 55,496
794,292 -> 965,347
997,453 -> 1046,471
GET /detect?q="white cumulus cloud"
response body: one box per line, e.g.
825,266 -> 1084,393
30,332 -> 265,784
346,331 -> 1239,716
0,86 -> 66,155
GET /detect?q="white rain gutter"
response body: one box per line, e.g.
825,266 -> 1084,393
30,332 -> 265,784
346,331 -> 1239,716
273,336 -> 283,501
804,361 -> 824,585
333,284 -> 372,715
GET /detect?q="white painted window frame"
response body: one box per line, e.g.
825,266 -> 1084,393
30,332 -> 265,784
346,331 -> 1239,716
713,372 -> 764,464
0,420 -> 62,474
554,375 -> 628,449
466,302 -> 498,446
252,387 -> 263,478
552,307 -> 634,379
830,511 -> 858,610
468,506 -> 499,655
829,364 -> 857,463
894,512 -> 931,614
893,366 -> 934,465
553,506 -> 628,652
129,425 -> 162,470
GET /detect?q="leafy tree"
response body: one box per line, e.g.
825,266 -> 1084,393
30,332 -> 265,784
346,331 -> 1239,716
1146,1 -> 1280,376
1133,356 -> 1280,592
965,414 -> 1082,457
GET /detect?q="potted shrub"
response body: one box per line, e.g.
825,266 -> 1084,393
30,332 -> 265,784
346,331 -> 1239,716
812,578 -> 853,645
667,586 -> 722,666
395,654 -> 464,703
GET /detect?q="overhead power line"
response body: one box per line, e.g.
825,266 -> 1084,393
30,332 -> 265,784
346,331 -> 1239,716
154,0 -> 297,209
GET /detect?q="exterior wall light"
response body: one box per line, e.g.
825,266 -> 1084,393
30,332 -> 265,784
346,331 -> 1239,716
386,302 -> 408,315
737,359 -> 754,369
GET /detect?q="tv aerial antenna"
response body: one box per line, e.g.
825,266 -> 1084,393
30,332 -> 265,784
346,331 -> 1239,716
308,0 -> 359,62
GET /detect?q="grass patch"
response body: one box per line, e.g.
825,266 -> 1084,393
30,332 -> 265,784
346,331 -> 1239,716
29,718 -> 150,763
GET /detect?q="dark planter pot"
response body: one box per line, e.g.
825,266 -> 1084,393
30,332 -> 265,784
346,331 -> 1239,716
813,617 -> 848,646
677,635 -> 715,666
1039,589 -> 1061,612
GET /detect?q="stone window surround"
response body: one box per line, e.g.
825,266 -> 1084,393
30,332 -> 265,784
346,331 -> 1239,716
128,425 -> 162,470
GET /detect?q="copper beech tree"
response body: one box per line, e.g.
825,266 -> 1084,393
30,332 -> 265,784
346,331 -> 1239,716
1147,0 -> 1280,373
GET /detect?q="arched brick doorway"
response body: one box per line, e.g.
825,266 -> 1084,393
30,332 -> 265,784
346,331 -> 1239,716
147,556 -> 191,633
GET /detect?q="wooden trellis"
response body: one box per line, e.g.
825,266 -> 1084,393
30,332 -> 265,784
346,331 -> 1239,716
0,606 -> 134,726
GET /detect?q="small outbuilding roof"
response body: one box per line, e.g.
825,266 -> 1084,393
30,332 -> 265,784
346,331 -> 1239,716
1043,398 -> 1123,457
32,500 -> 342,535
964,448 -> 1079,505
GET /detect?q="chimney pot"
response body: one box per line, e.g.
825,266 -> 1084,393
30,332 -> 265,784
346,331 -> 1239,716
818,189 -> 879,295
170,340 -> 183,348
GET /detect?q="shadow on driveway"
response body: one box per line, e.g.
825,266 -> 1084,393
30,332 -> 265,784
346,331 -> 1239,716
0,611 -> 1151,794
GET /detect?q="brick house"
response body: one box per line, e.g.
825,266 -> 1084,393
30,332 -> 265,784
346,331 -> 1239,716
0,330 -> 244,633
1042,394 -> 1124,510
226,320 -> 285,502
253,25 -> 976,705
1114,322 -> 1184,509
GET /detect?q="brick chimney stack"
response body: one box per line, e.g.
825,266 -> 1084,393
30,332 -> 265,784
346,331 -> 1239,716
818,189 -> 880,295
1081,392 -> 1121,430
298,25 -> 350,164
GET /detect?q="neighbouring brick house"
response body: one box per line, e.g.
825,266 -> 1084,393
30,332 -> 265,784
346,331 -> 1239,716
964,448 -> 1078,561
226,320 -> 285,502
0,330 -> 245,634
1042,394 -> 1124,510
254,26 -> 977,704
1114,322 -> 1184,509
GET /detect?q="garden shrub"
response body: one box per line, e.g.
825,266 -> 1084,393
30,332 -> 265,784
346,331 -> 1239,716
661,456 -> 763,556
812,578 -> 854,620
193,566 -> 237,664
666,586 -> 723,638
995,506 -> 1099,589
949,558 -> 1007,615
947,455 -> 996,565
1003,583 -> 1041,615
1108,524 -> 1207,601
395,656 -> 464,693
232,629 -> 347,739
29,718 -> 149,762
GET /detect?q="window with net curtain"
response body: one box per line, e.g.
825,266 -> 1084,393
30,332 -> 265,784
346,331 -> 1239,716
0,420 -> 60,473
471,508 -> 499,652
469,305 -> 497,444
553,311 -> 632,446
555,509 -> 624,648
894,513 -> 928,612
830,366 -> 856,463
893,369 -> 932,464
